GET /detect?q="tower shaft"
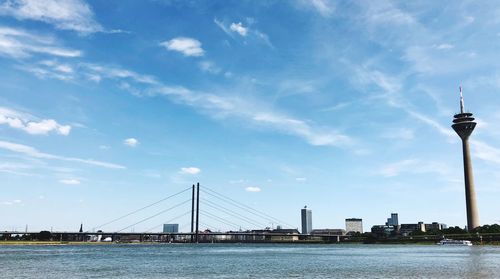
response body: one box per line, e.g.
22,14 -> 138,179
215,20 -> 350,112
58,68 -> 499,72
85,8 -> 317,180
461,139 -> 479,230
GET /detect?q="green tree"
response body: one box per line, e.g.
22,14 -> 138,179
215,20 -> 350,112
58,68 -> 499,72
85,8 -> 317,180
442,226 -> 467,234
38,231 -> 52,241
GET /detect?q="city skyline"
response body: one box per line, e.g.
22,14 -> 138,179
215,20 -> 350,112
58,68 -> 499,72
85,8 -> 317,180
1,1 -> 500,232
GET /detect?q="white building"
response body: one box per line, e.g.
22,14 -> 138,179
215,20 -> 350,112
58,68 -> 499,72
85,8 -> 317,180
345,218 -> 363,234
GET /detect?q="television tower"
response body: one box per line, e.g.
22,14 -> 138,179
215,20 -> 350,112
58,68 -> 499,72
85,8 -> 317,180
452,86 -> 479,231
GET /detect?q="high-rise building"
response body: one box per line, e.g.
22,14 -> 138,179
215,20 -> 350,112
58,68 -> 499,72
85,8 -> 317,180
452,87 -> 480,231
163,224 -> 179,233
301,206 -> 312,234
386,213 -> 398,226
345,218 -> 363,234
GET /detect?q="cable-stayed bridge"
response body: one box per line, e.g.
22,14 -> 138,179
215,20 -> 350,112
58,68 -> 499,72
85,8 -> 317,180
2,183 -> 346,243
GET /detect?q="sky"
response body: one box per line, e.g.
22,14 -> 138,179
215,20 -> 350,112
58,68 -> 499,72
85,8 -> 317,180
1,0 -> 500,233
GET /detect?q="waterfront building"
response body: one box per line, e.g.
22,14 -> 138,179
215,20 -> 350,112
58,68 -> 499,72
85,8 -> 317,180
399,222 -> 426,236
249,229 -> 300,241
311,229 -> 346,236
345,218 -> 363,234
386,213 -> 399,226
301,206 -> 312,234
163,224 -> 179,233
452,87 -> 480,231
425,222 -> 447,231
370,225 -> 395,237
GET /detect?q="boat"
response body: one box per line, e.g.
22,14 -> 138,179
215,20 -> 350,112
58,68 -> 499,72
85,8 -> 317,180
437,239 -> 472,246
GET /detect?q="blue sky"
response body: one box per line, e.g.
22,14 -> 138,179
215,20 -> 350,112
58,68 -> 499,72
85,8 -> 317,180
1,0 -> 500,233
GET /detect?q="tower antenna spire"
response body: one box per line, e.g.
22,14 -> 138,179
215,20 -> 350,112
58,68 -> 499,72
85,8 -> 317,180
459,86 -> 465,113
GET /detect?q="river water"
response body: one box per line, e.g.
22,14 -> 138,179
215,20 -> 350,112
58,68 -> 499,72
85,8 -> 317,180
1,244 -> 499,278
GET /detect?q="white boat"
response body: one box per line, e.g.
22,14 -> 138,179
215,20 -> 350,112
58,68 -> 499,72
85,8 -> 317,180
437,239 -> 472,246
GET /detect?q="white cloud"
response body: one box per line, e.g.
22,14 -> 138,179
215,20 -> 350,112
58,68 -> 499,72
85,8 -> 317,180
229,179 -> 246,184
464,16 -> 475,24
214,18 -> 231,36
0,162 -> 33,176
252,113 -> 351,147
435,44 -> 454,50
471,140 -> 500,164
245,186 -> 261,192
379,159 -> 449,177
0,140 -> 126,169
364,1 -> 415,25
214,18 -> 272,47
147,83 -> 352,148
160,37 -> 204,57
380,159 -> 416,177
0,26 -> 82,58
350,65 -> 456,141
230,22 -> 248,36
0,199 -> 22,206
354,67 -> 401,95
180,167 -> 201,174
82,63 -> 157,85
0,107 -> 71,135
198,60 -> 221,74
22,56 -> 350,149
310,0 -> 334,17
0,0 -> 103,34
382,128 -> 415,140
39,60 -> 74,73
405,108 -> 455,139
295,177 -> 307,181
59,178 -> 80,185
123,138 -> 139,147
296,0 -> 335,17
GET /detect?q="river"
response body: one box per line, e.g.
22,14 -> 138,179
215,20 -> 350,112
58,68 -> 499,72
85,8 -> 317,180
1,243 -> 499,278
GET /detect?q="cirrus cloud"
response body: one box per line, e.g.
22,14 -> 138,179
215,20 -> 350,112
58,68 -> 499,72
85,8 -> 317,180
0,26 -> 82,58
0,140 -> 125,169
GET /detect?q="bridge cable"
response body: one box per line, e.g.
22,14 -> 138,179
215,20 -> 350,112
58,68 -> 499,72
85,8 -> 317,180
201,198 -> 268,228
94,186 -> 191,230
144,210 -> 192,233
200,210 -> 245,231
117,199 -> 191,232
198,222 -> 217,232
201,187 -> 295,228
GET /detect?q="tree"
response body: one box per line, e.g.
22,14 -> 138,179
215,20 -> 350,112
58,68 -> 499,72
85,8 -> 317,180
442,226 -> 467,234
472,224 -> 500,234
38,231 -> 52,241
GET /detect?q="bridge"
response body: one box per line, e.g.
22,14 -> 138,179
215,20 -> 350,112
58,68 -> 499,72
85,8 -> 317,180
1,183 -> 347,243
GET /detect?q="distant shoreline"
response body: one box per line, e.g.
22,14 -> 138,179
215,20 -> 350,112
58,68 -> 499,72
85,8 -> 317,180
1,241 -> 499,246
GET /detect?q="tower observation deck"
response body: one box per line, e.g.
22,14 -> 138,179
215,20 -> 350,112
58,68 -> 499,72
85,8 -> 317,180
451,87 -> 479,231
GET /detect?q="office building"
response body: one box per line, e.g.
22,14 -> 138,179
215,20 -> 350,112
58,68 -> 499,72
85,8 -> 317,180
425,222 -> 447,231
163,224 -> 179,233
301,206 -> 312,234
399,222 -> 426,235
386,213 -> 398,226
345,218 -> 363,234
311,229 -> 346,236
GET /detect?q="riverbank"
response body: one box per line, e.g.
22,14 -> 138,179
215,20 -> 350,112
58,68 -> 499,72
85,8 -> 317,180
2,240 -> 500,246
